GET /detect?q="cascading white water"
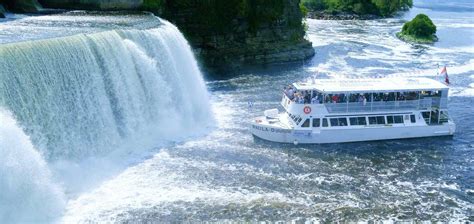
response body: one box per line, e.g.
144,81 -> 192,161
0,20 -> 212,159
0,109 -> 66,223
0,17 -> 213,222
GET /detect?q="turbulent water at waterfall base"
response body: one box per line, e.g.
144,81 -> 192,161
0,0 -> 473,222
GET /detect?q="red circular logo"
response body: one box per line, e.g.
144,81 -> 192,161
303,106 -> 311,114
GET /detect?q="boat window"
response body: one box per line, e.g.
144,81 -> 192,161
369,117 -> 377,125
301,119 -> 310,127
410,115 -> 416,123
330,118 -> 338,126
322,118 -> 328,127
312,118 -> 320,127
369,116 -> 385,125
376,116 -> 385,124
349,117 -> 367,126
330,118 -> 348,126
339,118 -> 348,126
387,116 -> 394,124
394,115 -> 403,123
349,117 -> 357,125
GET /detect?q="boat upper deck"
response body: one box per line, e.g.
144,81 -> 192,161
293,77 -> 448,93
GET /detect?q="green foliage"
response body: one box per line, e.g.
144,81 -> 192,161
299,1 -> 308,17
401,14 -> 436,38
142,0 -> 164,11
301,0 -> 413,16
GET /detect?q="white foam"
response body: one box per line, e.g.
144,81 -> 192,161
61,150 -> 303,223
0,109 -> 66,223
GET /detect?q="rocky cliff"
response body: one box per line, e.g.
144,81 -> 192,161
158,0 -> 315,73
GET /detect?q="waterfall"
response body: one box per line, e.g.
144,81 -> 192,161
0,20 -> 212,160
0,18 -> 212,222
0,109 -> 66,223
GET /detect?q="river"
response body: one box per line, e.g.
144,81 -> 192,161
0,0 -> 473,222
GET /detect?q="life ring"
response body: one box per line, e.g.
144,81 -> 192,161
303,106 -> 311,114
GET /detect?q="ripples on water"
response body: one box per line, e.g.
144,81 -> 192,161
85,3 -> 472,222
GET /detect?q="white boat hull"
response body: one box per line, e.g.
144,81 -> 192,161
250,119 -> 455,144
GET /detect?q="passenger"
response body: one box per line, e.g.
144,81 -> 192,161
293,92 -> 299,102
287,86 -> 295,100
298,96 -> 305,104
311,95 -> 319,104
304,91 -> 311,104
363,95 -> 367,106
332,95 -> 339,103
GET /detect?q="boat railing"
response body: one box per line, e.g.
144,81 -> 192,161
325,99 -> 435,113
283,92 -> 448,113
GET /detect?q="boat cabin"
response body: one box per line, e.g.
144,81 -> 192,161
281,77 -> 450,128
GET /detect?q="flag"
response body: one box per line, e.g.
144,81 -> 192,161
440,66 -> 449,85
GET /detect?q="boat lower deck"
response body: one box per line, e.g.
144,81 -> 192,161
250,115 -> 455,144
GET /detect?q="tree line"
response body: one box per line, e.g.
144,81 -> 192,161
301,0 -> 413,16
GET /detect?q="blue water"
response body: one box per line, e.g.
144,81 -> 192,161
1,0 -> 473,222
63,1 -> 472,222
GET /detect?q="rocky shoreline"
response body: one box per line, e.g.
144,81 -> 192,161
396,32 -> 438,44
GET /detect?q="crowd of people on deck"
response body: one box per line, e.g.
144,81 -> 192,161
284,85 -> 430,105
284,85 -> 323,104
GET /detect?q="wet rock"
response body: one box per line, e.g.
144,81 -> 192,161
0,4 -> 6,18
9,0 -> 43,13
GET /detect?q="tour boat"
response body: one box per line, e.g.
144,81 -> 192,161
250,77 -> 455,144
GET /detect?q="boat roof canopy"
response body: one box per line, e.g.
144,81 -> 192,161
293,77 -> 448,93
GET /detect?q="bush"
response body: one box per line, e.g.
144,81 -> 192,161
301,0 -> 412,16
401,14 -> 436,38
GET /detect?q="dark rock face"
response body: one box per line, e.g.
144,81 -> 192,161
39,0 -> 143,10
0,4 -> 6,17
161,0 -> 315,73
4,0 -> 43,13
